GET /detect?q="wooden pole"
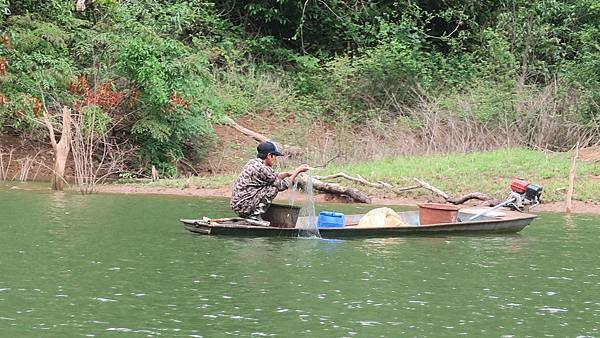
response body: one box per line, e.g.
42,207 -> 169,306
565,142 -> 579,213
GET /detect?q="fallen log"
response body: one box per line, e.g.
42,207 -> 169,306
297,173 -> 371,204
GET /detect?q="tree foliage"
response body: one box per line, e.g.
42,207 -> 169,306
0,0 -> 598,174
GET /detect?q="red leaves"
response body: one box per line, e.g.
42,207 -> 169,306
69,76 -> 125,111
0,57 -> 7,77
1,34 -> 9,48
168,91 -> 191,111
32,97 -> 42,117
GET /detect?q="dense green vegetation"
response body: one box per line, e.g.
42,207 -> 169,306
0,1 -> 598,176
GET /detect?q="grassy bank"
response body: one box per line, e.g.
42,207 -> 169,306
115,148 -> 599,203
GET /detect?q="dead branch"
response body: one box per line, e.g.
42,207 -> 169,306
446,192 -> 492,205
314,172 -> 419,197
414,178 -> 449,200
70,109 -> 134,194
377,181 -> 422,194
221,115 -> 267,143
179,158 -> 200,176
313,172 -> 385,188
311,153 -> 340,168
414,178 -> 491,204
0,148 -> 14,180
221,115 -> 304,157
313,172 -> 421,194
311,173 -> 490,204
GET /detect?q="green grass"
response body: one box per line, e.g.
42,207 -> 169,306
314,148 -> 599,202
112,148 -> 599,203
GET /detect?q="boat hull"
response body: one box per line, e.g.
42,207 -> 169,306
181,209 -> 536,238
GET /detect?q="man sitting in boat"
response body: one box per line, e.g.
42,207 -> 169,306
230,141 -> 309,221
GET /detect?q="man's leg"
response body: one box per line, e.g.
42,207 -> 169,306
248,187 -> 278,220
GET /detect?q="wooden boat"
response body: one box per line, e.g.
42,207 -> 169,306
181,204 -> 537,239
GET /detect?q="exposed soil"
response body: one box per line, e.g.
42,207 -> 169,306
579,146 -> 600,163
0,134 -> 57,180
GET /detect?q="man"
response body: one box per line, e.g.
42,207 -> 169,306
230,141 -> 309,221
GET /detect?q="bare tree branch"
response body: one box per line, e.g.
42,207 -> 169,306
414,178 -> 449,200
221,115 -> 304,157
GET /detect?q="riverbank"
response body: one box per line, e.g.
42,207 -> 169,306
3,143 -> 599,214
90,147 -> 600,213
93,183 -> 600,214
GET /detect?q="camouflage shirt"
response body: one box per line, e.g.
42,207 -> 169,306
230,158 -> 290,217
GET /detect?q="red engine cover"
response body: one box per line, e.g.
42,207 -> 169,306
510,178 -> 529,194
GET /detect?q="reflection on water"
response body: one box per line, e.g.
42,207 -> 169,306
361,237 -> 408,255
0,185 -> 599,336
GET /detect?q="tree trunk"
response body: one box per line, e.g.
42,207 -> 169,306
44,107 -> 72,191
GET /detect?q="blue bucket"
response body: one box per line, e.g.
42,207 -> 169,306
317,211 -> 345,228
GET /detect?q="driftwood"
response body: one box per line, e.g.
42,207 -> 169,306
221,116 -> 304,157
313,172 -> 421,195
413,178 -> 491,204
446,192 -> 492,204
314,173 -> 491,205
314,172 -> 385,188
377,181 -> 422,194
297,173 -> 371,204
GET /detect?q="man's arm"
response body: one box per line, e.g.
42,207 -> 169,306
277,164 -> 310,182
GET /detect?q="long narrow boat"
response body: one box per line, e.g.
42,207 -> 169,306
181,206 -> 537,239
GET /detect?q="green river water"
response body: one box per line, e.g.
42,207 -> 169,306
1,183 -> 599,337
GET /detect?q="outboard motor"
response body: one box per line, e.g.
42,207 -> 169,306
468,177 -> 543,221
509,178 -> 543,211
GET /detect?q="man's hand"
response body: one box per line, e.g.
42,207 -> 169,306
288,164 -> 310,183
295,164 -> 310,174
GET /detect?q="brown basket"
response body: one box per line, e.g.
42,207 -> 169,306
418,203 -> 461,225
